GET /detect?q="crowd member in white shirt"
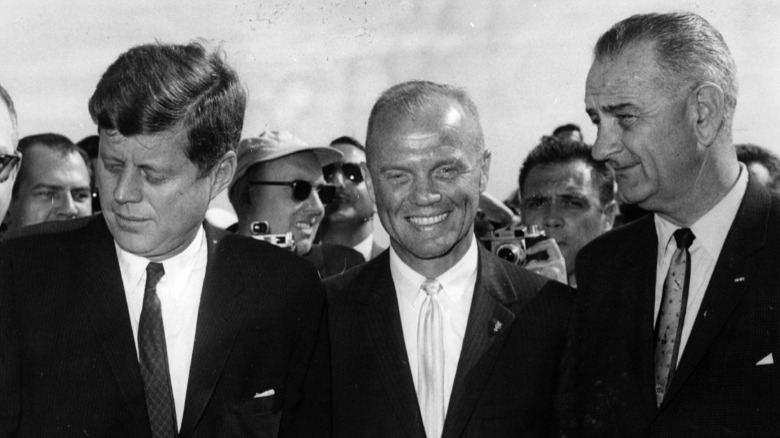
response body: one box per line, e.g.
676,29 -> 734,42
326,80 -> 575,438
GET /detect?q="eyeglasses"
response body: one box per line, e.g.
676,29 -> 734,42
323,162 -> 363,184
249,180 -> 336,204
0,152 -> 21,182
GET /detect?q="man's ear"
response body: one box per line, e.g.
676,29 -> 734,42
360,162 -> 376,205
690,82 -> 725,147
479,149 -> 491,193
602,200 -> 618,231
209,150 -> 237,201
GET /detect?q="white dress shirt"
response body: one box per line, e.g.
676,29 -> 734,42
353,233 -> 374,262
391,235 -> 479,416
654,164 -> 748,364
116,226 -> 208,429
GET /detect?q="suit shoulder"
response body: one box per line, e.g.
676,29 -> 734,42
2,215 -> 95,241
579,215 -> 652,258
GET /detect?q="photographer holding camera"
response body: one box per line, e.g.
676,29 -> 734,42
518,135 -> 617,287
228,130 -> 364,278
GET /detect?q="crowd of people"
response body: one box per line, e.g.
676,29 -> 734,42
0,10 -> 778,438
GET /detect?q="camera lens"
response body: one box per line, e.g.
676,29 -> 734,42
251,221 -> 270,235
495,243 -> 525,265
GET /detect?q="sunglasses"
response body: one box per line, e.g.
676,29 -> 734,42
323,162 -> 363,184
0,152 -> 21,182
249,180 -> 336,204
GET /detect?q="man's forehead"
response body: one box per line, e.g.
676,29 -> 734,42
526,161 -> 597,191
252,150 -> 322,179
586,42 -> 662,99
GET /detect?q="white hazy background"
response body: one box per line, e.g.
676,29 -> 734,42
2,0 -> 779,214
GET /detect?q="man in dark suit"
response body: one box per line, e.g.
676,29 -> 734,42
327,80 -> 574,437
0,42 -> 328,437
560,12 -> 780,436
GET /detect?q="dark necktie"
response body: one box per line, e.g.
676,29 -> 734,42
138,262 -> 177,437
654,228 -> 695,407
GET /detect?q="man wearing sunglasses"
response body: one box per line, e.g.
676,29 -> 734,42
228,130 -> 364,278
319,136 -> 384,261
0,83 -> 20,230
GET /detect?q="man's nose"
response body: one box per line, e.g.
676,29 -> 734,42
592,119 -> 622,161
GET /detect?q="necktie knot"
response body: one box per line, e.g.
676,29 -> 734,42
146,262 -> 165,290
673,228 -> 695,250
421,279 -> 442,297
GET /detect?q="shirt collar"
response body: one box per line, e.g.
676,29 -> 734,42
390,234 -> 479,307
115,225 -> 207,293
353,233 -> 374,261
655,163 -> 748,257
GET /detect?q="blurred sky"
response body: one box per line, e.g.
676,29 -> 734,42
1,0 -> 779,211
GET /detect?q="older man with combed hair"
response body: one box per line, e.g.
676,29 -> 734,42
558,12 -> 780,436
0,84 -> 20,228
0,42 -> 329,437
327,80 -> 574,438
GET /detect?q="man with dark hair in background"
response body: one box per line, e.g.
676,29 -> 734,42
327,80 -> 574,437
0,42 -> 329,437
552,123 -> 583,143
736,143 -> 780,192
518,135 -> 616,287
228,130 -> 364,278
560,12 -> 780,436
0,84 -> 20,228
4,133 -> 92,230
319,135 -> 384,261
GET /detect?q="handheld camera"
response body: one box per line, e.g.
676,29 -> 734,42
250,221 -> 295,251
480,224 -> 549,265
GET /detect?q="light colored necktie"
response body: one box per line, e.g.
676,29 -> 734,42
418,279 -> 444,438
654,228 -> 695,407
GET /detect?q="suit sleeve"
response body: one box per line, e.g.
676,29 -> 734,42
279,269 -> 331,438
0,241 -> 21,437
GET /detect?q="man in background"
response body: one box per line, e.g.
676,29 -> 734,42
318,135 -> 384,261
736,143 -> 780,192
0,84 -> 20,228
518,135 -> 616,287
561,12 -> 780,436
228,130 -> 364,278
4,133 -> 92,230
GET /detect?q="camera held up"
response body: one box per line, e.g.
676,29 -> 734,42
480,224 -> 549,265
250,221 -> 296,251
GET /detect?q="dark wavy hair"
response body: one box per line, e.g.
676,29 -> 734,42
88,41 -> 246,176
519,135 -> 615,206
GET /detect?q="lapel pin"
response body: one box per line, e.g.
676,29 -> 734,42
490,319 -> 503,335
734,277 -> 745,283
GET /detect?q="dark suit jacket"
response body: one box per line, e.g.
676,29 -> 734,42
304,243 -> 365,279
326,246 -> 575,437
0,215 -> 330,438
561,179 -> 780,437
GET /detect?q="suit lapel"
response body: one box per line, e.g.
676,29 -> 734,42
443,248 -> 516,438
620,218 -> 661,422
179,224 -> 249,437
77,216 -> 150,432
663,180 -> 768,407
358,253 -> 426,438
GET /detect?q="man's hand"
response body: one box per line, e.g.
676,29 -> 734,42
524,237 -> 568,284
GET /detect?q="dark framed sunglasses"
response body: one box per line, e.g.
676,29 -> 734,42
323,162 -> 363,184
249,180 -> 336,204
0,152 -> 21,182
